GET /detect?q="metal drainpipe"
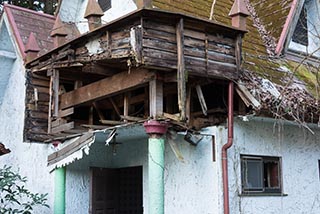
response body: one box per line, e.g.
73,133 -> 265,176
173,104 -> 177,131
54,167 -> 66,214
222,81 -> 234,214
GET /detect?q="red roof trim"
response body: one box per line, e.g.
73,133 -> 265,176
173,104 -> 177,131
4,4 -> 25,56
3,4 -> 55,57
4,3 -> 55,20
275,0 -> 299,55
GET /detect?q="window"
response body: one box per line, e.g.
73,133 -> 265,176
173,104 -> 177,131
241,155 -> 282,194
289,0 -> 320,57
98,0 -> 111,12
292,5 -> 308,46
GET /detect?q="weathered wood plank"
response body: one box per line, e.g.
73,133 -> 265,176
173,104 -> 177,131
176,18 -> 186,121
48,132 -> 94,165
143,28 -> 176,43
58,108 -> 74,118
143,20 -> 176,34
149,79 -> 163,118
143,38 -> 177,53
60,69 -> 155,109
51,121 -> 74,134
51,118 -> 67,128
100,120 -> 125,125
195,85 -> 208,116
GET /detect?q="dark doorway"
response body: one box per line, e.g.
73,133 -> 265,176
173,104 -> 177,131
90,166 -> 143,214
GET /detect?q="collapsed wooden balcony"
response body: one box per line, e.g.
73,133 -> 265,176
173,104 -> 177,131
24,9 -> 245,142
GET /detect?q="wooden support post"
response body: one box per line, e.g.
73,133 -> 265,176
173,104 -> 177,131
106,31 -> 111,57
149,79 -> 163,118
186,86 -> 192,123
48,70 -> 53,133
123,92 -> 130,122
93,102 -> 105,121
52,69 -> 60,118
89,105 -> 94,125
74,80 -> 83,89
235,34 -> 242,73
144,86 -> 149,117
195,85 -> 208,116
176,18 -> 186,121
109,97 -> 121,118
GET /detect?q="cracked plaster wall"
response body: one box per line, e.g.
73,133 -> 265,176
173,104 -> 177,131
0,36 -> 55,214
227,118 -> 320,214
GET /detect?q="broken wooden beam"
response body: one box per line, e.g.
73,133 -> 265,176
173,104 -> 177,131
60,69 -> 155,109
99,120 -> 125,125
176,18 -> 187,121
51,121 -> 74,134
120,115 -> 144,122
195,85 -> 208,116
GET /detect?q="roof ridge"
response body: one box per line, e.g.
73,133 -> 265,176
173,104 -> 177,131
3,3 -> 55,20
244,0 -> 277,56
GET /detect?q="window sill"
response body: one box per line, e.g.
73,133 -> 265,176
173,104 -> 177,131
239,193 -> 288,197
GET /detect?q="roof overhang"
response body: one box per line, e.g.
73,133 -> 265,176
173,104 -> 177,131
26,8 -> 246,68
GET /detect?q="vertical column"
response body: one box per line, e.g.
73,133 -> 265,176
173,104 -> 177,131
54,167 -> 66,214
144,121 -> 168,214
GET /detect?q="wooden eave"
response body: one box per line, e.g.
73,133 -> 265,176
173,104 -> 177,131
26,8 -> 245,68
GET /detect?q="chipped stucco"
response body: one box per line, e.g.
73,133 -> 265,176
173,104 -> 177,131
0,11 -> 55,213
64,118 -> 320,214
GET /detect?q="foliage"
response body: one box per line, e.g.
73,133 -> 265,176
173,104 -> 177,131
0,165 -> 49,214
0,0 -> 57,14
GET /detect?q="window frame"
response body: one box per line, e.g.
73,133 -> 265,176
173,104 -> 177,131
98,0 -> 112,12
288,0 -> 320,57
241,155 -> 282,195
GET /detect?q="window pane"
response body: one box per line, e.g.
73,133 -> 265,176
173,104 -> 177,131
264,161 -> 280,188
242,159 -> 263,190
292,5 -> 308,46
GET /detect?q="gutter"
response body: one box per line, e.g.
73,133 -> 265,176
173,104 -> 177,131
221,81 -> 234,214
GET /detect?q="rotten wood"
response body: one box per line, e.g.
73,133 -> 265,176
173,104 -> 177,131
109,97 -> 121,118
51,118 -> 67,128
123,92 -> 130,122
60,69 -> 155,109
93,102 -> 105,121
100,120 -> 125,125
48,132 -> 94,165
52,69 -> 59,118
120,115 -> 144,122
163,112 -> 180,122
176,18 -> 186,121
89,106 -> 94,125
186,86 -> 192,123
149,79 -> 163,118
51,121 -> 74,134
58,107 -> 74,118
195,85 -> 208,116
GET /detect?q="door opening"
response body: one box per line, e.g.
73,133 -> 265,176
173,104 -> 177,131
90,166 -> 143,214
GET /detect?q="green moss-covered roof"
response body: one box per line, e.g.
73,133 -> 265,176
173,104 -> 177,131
154,0 -> 319,123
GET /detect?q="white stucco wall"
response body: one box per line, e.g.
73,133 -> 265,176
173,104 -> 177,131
65,129 -> 149,214
227,118 -> 320,214
64,117 -> 320,214
0,15 -> 54,213
59,0 -> 137,34
64,126 -> 222,214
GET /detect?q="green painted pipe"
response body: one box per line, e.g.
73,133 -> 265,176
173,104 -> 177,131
54,167 -> 66,214
148,137 -> 165,214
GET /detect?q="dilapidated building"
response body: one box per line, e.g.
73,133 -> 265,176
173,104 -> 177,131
1,0 -> 320,213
